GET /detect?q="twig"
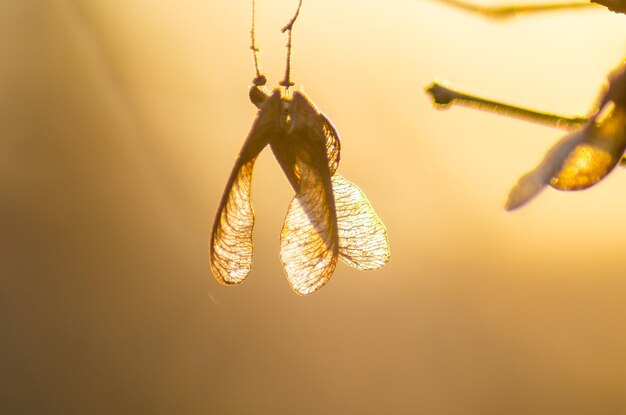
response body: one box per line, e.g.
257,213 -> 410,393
431,0 -> 597,19
425,81 -> 588,130
250,0 -> 266,86
279,0 -> 303,90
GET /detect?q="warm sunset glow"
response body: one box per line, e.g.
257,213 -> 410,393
4,1 -> 626,414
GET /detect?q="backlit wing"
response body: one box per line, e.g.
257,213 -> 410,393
551,107 -> 626,190
278,91 -> 339,295
333,175 -> 390,270
320,113 -> 341,175
551,63 -> 626,191
505,128 -> 586,211
506,107 -> 626,210
210,90 -> 282,285
280,160 -> 339,295
507,61 -> 626,210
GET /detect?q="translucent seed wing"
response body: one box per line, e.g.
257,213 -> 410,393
320,113 -> 341,175
508,62 -> 626,210
210,160 -> 257,284
280,161 -> 339,295
332,175 -> 390,270
548,63 -> 626,193
278,92 -> 339,295
551,108 -> 626,190
506,106 -> 626,210
209,90 -> 282,285
505,128 -> 587,211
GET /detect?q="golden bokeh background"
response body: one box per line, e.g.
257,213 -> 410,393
3,0 -> 626,413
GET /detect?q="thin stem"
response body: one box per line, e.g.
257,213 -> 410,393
279,0 -> 303,91
431,0 -> 598,18
250,0 -> 266,86
425,81 -> 589,130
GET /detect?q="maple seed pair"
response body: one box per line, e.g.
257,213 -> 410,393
209,1 -> 390,295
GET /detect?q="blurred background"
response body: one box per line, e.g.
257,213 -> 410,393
3,0 -> 626,413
